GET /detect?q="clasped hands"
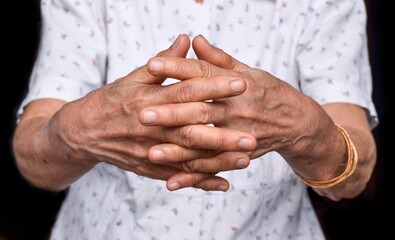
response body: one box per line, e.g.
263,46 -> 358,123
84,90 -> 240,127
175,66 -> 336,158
59,34 -> 325,191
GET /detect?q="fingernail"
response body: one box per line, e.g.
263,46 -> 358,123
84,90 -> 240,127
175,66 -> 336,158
230,80 -> 244,92
218,185 -> 229,192
168,182 -> 180,191
152,149 -> 165,161
143,111 -> 157,124
239,138 -> 252,151
171,35 -> 181,50
149,59 -> 164,72
236,158 -> 248,168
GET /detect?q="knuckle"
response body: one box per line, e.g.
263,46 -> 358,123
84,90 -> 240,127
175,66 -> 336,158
197,61 -> 213,78
179,126 -> 195,148
180,161 -> 195,173
216,133 -> 228,151
176,82 -> 194,102
173,145 -> 185,161
195,103 -> 212,123
183,157 -> 223,173
214,159 -> 225,171
191,174 -> 201,186
175,59 -> 189,74
192,174 -> 214,188
206,159 -> 222,172
167,107 -> 181,124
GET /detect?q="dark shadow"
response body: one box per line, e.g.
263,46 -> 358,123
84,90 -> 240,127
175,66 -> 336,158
311,0 -> 392,239
1,1 -> 66,239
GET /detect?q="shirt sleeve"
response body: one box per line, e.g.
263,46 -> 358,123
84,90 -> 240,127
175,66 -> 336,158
296,0 -> 378,128
18,0 -> 107,117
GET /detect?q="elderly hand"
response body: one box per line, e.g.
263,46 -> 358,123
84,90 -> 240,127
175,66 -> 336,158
48,35 -> 256,191
142,35 -> 344,189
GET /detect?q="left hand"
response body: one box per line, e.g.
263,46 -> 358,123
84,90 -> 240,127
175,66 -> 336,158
142,35 -> 341,186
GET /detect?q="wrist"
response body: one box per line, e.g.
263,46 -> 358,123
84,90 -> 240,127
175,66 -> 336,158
294,124 -> 358,189
49,103 -> 98,168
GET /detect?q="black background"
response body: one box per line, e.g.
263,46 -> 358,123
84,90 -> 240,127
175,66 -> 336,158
0,0 -> 391,239
1,1 -> 66,240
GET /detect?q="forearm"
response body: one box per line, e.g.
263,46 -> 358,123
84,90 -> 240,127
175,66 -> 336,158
13,103 -> 93,192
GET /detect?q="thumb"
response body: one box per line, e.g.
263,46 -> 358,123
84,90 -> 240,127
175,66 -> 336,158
128,34 -> 191,84
192,35 -> 249,72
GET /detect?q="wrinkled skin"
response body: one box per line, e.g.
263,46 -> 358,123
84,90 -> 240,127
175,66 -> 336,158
26,35 -> 256,191
141,36 -> 373,201
143,36 -> 336,176
14,35 -> 376,200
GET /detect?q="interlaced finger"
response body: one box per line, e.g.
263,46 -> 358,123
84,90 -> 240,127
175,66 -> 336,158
140,101 -> 225,126
147,56 -> 237,80
148,144 -> 250,171
159,124 -> 256,152
166,172 -> 230,191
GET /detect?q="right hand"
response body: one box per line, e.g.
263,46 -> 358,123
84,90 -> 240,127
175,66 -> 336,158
49,34 -> 256,191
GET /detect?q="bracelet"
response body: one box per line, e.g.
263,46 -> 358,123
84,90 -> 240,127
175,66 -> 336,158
295,124 -> 358,189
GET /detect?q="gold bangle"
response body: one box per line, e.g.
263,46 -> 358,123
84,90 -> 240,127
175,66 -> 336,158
295,124 -> 358,189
